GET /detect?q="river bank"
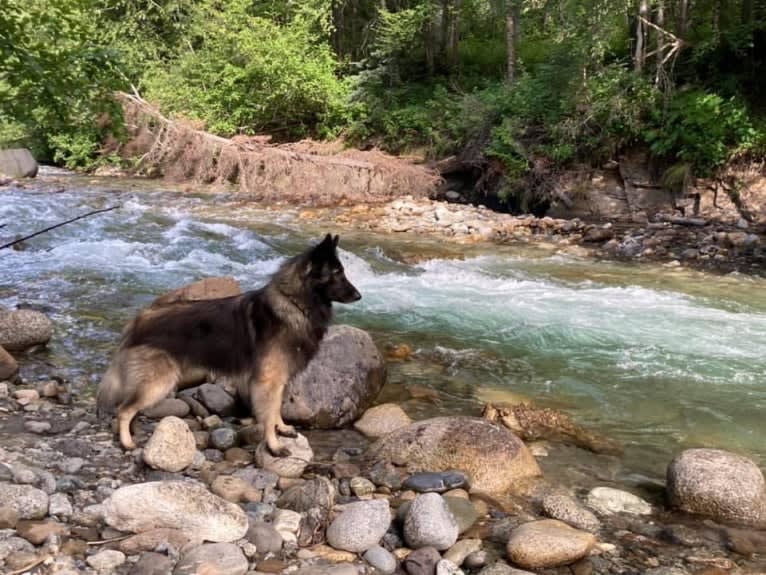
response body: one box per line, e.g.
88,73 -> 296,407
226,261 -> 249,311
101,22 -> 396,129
2,174 -> 766,573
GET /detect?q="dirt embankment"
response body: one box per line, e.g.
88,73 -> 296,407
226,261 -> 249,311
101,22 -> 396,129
112,92 -> 441,206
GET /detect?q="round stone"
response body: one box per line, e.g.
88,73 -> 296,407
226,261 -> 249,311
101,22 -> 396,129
542,494 -> 601,532
404,493 -> 459,551
354,403 -> 413,438
586,487 -> 652,516
326,499 -> 392,553
364,544 -> 397,574
143,417 -> 196,473
506,519 -> 596,568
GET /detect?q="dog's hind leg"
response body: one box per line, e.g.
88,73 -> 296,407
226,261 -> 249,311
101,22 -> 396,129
116,353 -> 179,450
252,347 -> 292,457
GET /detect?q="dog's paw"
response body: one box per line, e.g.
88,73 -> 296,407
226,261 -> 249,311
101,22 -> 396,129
268,444 -> 292,458
277,424 -> 298,438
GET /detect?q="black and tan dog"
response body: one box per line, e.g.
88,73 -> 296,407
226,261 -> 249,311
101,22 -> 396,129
97,234 -> 361,456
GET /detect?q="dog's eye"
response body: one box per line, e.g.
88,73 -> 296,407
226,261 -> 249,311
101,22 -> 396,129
333,268 -> 343,275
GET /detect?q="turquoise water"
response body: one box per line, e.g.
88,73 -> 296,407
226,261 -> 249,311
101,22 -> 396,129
2,173 -> 765,482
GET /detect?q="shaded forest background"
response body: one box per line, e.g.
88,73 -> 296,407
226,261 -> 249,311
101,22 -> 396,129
1,0 -> 766,210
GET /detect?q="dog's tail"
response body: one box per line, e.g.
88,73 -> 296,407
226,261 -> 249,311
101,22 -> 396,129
96,361 -> 124,419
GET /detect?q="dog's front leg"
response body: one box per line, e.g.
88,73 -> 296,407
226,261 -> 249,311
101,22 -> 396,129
252,348 -> 291,457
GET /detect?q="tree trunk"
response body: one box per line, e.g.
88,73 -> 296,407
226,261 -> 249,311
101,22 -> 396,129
634,0 -> 648,72
447,0 -> 462,71
655,0 -> 665,85
506,1 -> 519,84
679,0 -> 689,38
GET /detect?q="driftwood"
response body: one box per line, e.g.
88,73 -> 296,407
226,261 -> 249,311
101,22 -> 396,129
657,214 -> 708,227
116,91 -> 441,206
0,206 -> 120,250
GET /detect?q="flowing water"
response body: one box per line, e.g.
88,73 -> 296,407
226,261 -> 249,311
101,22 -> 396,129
2,172 -> 765,485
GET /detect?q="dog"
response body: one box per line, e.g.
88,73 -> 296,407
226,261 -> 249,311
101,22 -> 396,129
97,233 -> 361,456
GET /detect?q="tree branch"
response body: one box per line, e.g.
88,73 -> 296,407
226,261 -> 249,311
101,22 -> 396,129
0,206 -> 120,250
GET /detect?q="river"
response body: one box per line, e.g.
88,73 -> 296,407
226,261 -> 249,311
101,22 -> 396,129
2,171 -> 765,487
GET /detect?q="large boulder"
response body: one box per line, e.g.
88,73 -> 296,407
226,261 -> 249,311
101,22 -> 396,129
151,276 -> 241,307
282,325 -> 386,428
142,417 -> 197,472
367,417 -> 541,495
102,481 -> 248,542
0,345 -> 18,380
0,309 -> 53,351
667,448 -> 766,527
0,149 -> 38,178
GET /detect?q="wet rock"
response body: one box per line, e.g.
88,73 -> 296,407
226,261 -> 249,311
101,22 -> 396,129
506,519 -> 596,568
282,325 -> 386,428
368,417 -> 541,495
0,308 -> 53,351
152,276 -> 241,306
586,486 -> 652,516
87,549 -> 126,572
142,398 -> 190,419
194,383 -> 236,417
444,539 -> 482,566
667,448 -> 766,527
246,521 -> 283,554
403,471 -> 467,493
210,426 -> 238,450
403,546 -> 441,575
326,498 -> 392,553
16,519 -> 68,544
443,496 -> 480,534
103,480 -> 248,542
354,403 -> 412,438
173,542 -> 248,575
541,494 -> 601,532
404,493 -> 459,551
119,528 -> 196,555
0,344 -> 18,380
254,432 -> 313,478
0,483 -> 48,519
129,552 -> 174,575
143,416 -> 196,472
278,476 -> 335,513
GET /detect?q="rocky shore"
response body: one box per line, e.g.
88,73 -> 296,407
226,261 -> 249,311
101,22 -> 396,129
1,282 -> 766,575
289,197 -> 766,276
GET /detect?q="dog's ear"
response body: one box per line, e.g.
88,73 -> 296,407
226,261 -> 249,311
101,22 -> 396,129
332,235 -> 339,247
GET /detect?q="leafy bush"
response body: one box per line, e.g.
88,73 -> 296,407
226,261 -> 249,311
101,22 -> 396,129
645,90 -> 758,175
143,0 -> 351,139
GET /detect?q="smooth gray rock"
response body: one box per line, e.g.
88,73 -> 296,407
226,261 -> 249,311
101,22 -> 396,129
404,493 -> 458,551
0,148 -> 38,178
194,383 -> 236,416
103,481 -> 248,542
403,546 -> 441,575
282,325 -> 386,429
364,544 -> 397,574
403,471 -> 467,493
209,427 -> 237,450
246,521 -> 283,554
173,543 -> 248,575
506,519 -> 596,568
142,398 -> 190,419
586,486 -> 652,515
129,552 -> 174,575
667,448 -> 766,527
326,499 -> 391,553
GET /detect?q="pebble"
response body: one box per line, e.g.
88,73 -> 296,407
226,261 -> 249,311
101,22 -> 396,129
247,521 -> 283,554
173,542 -> 248,575
444,496 -> 480,534
444,538 -> 482,566
506,519 -> 596,568
58,457 -> 86,474
24,420 -> 51,434
273,508 -> 302,545
403,471 -> 468,493
542,493 -> 601,532
350,476 -> 376,497
210,426 -> 238,450
364,544 -> 397,574
48,493 -> 73,518
437,559 -> 465,575
404,493 -> 459,550
129,552 -> 174,575
86,549 -> 127,572
326,498 -> 392,552
0,483 -> 49,519
142,416 -> 197,472
254,433 -> 314,478
586,486 -> 652,516
403,546 -> 442,575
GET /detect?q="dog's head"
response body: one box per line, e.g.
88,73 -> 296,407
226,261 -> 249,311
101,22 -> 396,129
305,234 -> 361,304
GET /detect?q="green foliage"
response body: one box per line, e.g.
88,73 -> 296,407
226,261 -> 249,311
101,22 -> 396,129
645,90 -> 759,176
143,0 -> 350,138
